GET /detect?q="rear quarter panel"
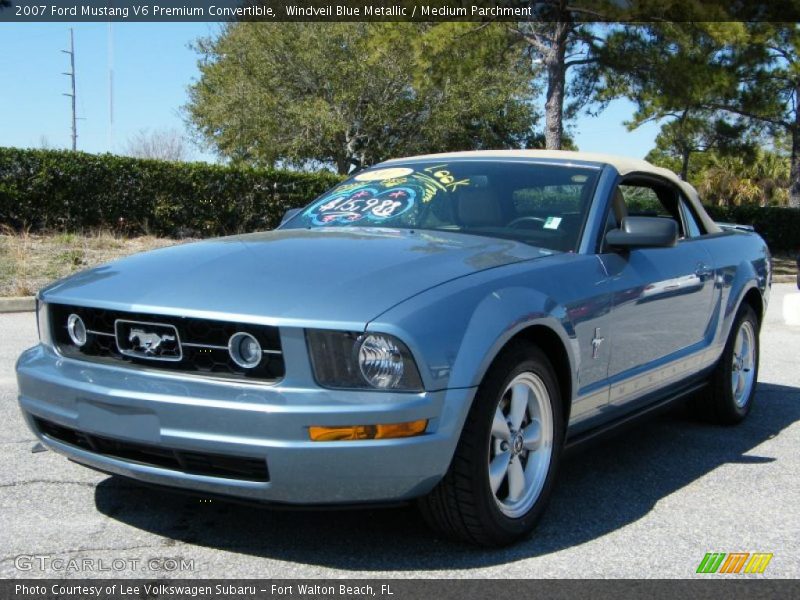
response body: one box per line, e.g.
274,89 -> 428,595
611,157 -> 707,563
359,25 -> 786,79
703,230 -> 771,353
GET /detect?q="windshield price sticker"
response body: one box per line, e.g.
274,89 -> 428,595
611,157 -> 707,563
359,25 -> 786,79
305,186 -> 416,225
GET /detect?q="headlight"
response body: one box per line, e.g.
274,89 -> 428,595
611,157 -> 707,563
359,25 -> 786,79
36,300 -> 52,347
306,330 -> 423,392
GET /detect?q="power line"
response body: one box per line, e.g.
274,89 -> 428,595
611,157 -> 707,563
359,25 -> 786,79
61,27 -> 77,151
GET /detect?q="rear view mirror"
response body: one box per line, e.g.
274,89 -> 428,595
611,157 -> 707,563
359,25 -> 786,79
606,216 -> 678,249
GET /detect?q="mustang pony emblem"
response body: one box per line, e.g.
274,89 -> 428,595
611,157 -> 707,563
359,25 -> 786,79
128,328 -> 176,356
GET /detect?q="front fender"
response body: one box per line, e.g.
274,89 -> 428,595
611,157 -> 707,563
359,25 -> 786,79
449,286 -> 575,391
367,278 -> 576,470
366,258 -> 583,396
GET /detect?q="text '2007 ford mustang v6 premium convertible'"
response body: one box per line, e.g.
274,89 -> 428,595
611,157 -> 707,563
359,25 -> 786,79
17,150 -> 770,545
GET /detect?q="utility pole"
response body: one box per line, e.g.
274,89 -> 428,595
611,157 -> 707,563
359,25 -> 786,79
108,22 -> 114,151
62,28 -> 77,151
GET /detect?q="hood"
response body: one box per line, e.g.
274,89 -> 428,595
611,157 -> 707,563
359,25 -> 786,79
40,228 -> 551,327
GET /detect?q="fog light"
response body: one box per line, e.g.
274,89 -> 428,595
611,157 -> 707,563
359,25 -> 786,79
308,419 -> 428,441
66,313 -> 87,347
228,332 -> 262,369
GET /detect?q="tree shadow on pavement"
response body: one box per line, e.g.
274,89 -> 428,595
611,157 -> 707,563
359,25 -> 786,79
95,382 -> 800,570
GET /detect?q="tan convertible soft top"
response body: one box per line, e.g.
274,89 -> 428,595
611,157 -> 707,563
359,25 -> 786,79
384,149 -> 721,234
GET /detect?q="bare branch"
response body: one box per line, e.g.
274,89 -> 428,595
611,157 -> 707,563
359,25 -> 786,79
707,103 -> 791,129
508,25 -> 552,55
123,128 -> 191,162
565,57 -> 598,68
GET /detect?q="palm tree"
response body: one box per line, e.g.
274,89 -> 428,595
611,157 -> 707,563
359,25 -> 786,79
696,150 -> 789,206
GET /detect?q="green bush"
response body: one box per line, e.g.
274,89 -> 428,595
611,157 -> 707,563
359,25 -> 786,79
2,147 -> 799,253
704,205 -> 800,253
0,147 -> 341,237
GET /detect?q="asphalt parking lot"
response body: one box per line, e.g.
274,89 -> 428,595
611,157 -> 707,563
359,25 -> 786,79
1,285 -> 798,579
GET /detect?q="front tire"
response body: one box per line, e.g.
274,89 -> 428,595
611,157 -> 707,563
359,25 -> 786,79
418,342 -> 564,546
698,303 -> 760,424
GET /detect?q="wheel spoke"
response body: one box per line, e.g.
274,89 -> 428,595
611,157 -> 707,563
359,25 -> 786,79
510,384 -> 529,430
491,407 -> 511,441
522,420 -> 542,451
507,458 -> 525,501
737,371 -> 745,395
734,330 -> 743,356
489,452 -> 511,494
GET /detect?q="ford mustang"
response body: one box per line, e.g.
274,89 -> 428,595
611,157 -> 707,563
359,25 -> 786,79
16,150 -> 770,545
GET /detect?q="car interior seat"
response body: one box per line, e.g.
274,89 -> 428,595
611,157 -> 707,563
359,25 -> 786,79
456,187 -> 504,229
612,187 -> 628,228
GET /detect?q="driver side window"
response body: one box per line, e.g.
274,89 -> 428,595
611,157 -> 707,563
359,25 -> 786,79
615,181 -> 686,237
618,184 -> 674,219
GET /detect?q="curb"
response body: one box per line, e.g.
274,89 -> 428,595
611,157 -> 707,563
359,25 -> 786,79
0,296 -> 35,313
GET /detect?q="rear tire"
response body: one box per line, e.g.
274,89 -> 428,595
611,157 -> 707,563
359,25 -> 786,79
696,303 -> 759,425
418,342 -> 564,546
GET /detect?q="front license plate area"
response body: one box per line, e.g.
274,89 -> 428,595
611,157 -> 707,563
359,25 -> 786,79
77,400 -> 160,444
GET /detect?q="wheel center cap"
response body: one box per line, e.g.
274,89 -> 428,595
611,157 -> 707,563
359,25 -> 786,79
512,434 -> 524,455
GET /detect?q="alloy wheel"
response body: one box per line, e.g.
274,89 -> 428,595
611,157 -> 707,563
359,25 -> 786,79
488,372 -> 554,518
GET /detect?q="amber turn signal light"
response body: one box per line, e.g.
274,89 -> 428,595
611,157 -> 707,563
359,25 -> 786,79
308,419 -> 428,441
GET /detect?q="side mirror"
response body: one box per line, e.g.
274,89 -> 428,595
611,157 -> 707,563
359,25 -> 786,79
280,207 -> 301,226
606,216 -> 678,249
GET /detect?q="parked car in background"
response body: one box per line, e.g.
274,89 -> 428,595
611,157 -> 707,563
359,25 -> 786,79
16,151 -> 770,546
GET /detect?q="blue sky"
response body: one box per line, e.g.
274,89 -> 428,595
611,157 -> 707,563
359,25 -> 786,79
0,23 -> 661,163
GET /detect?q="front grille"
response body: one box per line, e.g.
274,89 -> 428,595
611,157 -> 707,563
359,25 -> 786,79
34,417 -> 269,482
49,303 -> 284,382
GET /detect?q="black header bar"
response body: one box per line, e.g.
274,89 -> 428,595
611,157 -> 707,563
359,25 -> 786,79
2,579 -> 800,600
2,0 -> 800,22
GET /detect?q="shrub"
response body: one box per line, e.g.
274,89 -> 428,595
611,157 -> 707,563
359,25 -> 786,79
704,205 -> 800,253
0,147 -> 341,237
3,147 -> 799,253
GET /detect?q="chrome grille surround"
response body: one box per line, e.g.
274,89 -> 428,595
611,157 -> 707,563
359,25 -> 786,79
49,303 -> 285,382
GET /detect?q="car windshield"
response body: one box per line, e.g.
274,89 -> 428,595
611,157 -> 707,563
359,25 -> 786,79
281,160 -> 601,252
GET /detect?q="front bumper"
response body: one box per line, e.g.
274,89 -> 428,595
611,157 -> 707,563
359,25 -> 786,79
16,343 -> 474,505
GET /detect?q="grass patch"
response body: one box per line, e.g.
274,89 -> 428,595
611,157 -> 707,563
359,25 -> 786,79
1,229 -> 795,297
0,228 -> 186,297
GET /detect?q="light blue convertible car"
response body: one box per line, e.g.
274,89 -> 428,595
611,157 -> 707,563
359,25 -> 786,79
16,151 -> 770,545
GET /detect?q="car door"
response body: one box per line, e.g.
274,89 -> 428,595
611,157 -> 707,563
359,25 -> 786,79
598,176 -> 716,409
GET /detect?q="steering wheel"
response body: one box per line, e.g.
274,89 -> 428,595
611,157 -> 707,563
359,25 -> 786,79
507,216 -> 547,229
